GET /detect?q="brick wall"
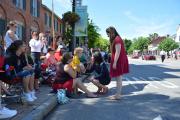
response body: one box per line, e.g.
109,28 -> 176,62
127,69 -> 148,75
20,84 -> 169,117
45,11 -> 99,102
0,0 -> 62,43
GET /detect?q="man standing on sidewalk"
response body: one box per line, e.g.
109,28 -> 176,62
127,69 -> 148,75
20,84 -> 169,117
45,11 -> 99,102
160,50 -> 166,63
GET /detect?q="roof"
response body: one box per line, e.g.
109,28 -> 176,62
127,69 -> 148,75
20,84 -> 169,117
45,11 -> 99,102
41,4 -> 62,22
151,36 -> 166,45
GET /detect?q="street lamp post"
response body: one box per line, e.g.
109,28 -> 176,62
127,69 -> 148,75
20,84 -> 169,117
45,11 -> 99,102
71,0 -> 76,52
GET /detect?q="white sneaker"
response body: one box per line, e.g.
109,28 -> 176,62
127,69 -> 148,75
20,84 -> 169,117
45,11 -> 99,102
0,107 -> 17,119
30,91 -> 37,100
24,93 -> 34,102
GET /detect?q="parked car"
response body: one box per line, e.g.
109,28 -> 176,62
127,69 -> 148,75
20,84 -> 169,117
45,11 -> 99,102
131,54 -> 139,59
142,55 -> 156,60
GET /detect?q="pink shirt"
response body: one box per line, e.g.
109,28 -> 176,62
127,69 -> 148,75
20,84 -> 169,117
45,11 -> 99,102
44,53 -> 57,66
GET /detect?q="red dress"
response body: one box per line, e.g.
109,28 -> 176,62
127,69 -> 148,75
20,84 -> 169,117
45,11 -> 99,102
110,36 -> 129,78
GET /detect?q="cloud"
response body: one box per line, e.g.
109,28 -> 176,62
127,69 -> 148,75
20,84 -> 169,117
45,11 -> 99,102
124,11 -> 142,24
123,11 -> 176,39
135,22 -> 172,36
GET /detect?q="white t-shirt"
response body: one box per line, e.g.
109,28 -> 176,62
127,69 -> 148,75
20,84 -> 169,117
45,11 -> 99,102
160,51 -> 166,56
29,39 -> 43,52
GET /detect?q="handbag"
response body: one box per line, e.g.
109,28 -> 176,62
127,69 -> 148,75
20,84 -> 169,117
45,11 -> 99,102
57,89 -> 69,104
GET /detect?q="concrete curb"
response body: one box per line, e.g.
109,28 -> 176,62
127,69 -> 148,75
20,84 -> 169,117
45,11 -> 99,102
22,95 -> 58,120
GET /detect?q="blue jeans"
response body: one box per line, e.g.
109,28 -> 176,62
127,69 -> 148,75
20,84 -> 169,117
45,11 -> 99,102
13,69 -> 34,78
31,52 -> 41,78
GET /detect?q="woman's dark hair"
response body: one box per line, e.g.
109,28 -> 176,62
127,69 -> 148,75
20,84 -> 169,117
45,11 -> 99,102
93,52 -> 103,65
31,31 -> 38,36
61,52 -> 72,64
106,26 -> 119,44
7,40 -> 23,54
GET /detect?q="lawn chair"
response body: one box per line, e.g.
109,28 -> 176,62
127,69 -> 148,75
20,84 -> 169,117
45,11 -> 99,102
0,56 -> 24,104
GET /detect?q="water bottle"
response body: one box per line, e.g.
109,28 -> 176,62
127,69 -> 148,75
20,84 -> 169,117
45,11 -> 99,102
5,64 -> 11,76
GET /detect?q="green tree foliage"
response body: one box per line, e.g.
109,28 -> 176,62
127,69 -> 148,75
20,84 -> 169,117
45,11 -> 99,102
87,20 -> 100,48
94,37 -> 110,52
133,37 -> 150,52
123,39 -> 132,52
128,37 -> 150,54
158,38 -> 179,52
63,27 -> 72,45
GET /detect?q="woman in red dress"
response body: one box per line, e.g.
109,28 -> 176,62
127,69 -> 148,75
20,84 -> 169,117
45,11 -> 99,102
106,27 -> 129,100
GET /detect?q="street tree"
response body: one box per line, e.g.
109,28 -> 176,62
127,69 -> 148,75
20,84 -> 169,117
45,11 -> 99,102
95,37 -> 110,52
123,39 -> 132,53
87,20 -> 100,48
158,37 -> 179,52
133,37 -> 150,52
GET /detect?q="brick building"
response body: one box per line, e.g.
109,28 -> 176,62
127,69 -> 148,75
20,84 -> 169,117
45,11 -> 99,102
0,0 -> 62,43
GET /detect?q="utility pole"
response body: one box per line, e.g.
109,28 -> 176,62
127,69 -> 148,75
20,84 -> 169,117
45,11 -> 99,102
71,0 -> 76,52
52,0 -> 55,49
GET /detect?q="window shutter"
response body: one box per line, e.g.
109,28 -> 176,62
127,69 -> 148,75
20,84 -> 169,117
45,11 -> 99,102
30,0 -> 33,15
22,26 -> 26,41
49,16 -> 51,28
37,0 -> 40,17
54,19 -> 55,30
0,19 -> 6,36
57,21 -> 59,31
23,0 -> 26,10
12,0 -> 16,5
45,13 -> 47,25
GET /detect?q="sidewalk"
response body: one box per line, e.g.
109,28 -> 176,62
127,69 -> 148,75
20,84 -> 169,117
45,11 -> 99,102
4,85 -> 58,120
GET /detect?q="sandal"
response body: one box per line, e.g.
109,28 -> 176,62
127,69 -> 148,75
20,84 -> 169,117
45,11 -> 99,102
86,93 -> 98,98
109,95 -> 121,100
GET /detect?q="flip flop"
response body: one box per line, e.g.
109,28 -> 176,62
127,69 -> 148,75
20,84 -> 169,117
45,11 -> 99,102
86,94 -> 98,98
109,95 -> 121,100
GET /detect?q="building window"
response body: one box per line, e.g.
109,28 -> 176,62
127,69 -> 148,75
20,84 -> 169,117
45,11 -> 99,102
45,13 -> 48,26
16,24 -> 23,40
49,15 -> 51,28
45,13 -> 51,28
0,19 -> 6,36
60,24 -> 63,34
54,19 -> 58,32
30,0 -> 40,17
13,0 -> 26,10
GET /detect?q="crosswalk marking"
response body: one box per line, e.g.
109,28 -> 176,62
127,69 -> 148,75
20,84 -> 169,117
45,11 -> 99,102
149,77 -> 179,89
163,81 -> 179,88
124,77 -> 138,89
123,76 -> 178,89
139,77 -> 158,89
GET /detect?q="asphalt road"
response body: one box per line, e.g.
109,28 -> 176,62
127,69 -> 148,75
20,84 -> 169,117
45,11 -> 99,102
45,58 -> 180,120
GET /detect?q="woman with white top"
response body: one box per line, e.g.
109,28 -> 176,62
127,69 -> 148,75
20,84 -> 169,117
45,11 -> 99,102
29,31 -> 43,90
4,21 -> 19,51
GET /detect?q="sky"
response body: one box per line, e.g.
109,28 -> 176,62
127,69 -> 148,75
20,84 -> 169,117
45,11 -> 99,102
42,0 -> 180,39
